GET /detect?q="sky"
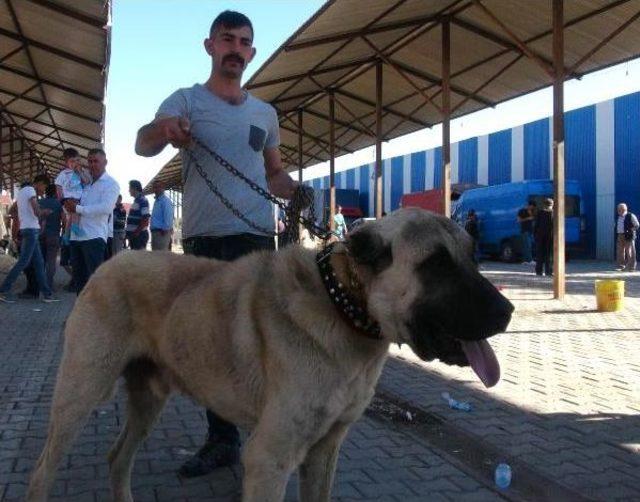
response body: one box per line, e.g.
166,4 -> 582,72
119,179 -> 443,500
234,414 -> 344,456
104,1 -> 640,200
105,0 -> 325,199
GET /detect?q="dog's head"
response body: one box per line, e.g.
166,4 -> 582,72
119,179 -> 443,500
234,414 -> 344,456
346,208 -> 513,387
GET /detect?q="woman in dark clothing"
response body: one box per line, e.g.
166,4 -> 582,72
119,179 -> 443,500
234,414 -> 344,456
534,198 -> 554,276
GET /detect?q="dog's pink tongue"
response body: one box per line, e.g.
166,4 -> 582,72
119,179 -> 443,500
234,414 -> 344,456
460,340 -> 500,388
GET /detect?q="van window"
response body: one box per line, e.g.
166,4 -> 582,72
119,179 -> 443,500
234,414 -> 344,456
530,195 -> 580,217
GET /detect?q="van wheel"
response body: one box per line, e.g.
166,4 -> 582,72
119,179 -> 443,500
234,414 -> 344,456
500,240 -> 516,262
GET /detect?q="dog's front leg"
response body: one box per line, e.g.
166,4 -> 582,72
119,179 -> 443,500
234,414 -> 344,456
241,415 -> 302,502
298,421 -> 350,502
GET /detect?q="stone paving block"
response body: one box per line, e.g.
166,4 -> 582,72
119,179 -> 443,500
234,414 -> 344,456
352,480 -> 415,498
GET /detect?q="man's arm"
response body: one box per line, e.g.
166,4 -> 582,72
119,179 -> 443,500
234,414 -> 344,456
72,184 -> 120,217
264,147 -> 297,199
135,116 -> 191,157
29,197 -> 50,218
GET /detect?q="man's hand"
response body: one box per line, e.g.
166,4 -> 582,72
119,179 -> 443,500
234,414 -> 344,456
63,200 -> 78,213
158,116 -> 192,148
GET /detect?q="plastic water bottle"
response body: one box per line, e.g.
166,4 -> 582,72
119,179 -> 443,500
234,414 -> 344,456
441,392 -> 472,411
495,463 -> 512,489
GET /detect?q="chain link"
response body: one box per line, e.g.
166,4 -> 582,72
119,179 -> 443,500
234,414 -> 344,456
183,137 -> 333,242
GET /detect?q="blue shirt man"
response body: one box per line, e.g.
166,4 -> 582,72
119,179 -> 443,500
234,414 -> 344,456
150,180 -> 174,250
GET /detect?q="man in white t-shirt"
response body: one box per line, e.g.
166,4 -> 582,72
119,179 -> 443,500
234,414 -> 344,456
0,175 -> 59,303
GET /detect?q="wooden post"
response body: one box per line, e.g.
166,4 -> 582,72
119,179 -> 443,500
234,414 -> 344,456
442,17 -> 452,218
375,59 -> 383,219
329,91 -> 336,231
297,109 -> 303,184
553,0 -> 565,299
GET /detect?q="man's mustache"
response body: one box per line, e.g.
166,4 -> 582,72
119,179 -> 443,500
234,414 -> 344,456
222,54 -> 245,65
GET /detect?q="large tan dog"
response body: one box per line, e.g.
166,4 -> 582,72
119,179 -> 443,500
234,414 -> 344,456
27,208 -> 513,502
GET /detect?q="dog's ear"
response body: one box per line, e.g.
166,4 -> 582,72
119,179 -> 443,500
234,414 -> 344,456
346,228 -> 392,273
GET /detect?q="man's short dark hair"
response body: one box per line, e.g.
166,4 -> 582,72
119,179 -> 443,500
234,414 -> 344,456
33,174 -> 50,186
129,180 -> 143,192
63,148 -> 79,160
45,183 -> 57,198
88,147 -> 106,157
210,10 -> 253,39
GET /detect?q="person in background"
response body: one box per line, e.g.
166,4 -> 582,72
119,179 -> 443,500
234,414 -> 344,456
615,202 -> 639,272
150,180 -> 174,251
464,209 -> 481,263
112,195 -> 127,255
64,148 -> 120,293
126,180 -> 150,250
55,148 -> 91,241
333,205 -> 348,241
0,175 -> 58,303
517,201 -> 535,264
534,198 -> 554,277
38,183 -> 63,291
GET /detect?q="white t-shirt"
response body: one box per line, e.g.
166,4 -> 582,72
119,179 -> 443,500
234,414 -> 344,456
55,168 -> 85,200
17,186 -> 39,230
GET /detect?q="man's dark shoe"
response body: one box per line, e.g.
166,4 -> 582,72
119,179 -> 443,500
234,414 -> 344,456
178,441 -> 240,478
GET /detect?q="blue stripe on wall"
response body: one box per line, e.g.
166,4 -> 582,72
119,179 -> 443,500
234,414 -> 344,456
346,169 -> 355,189
615,93 -> 640,220
323,176 -> 329,188
566,105 -> 596,257
391,157 -> 404,210
336,171 -> 343,188
458,138 -> 478,183
524,118 -> 550,180
434,147 -> 442,189
411,152 -> 425,192
488,129 -> 511,185
312,178 -> 320,190
359,164 -> 370,216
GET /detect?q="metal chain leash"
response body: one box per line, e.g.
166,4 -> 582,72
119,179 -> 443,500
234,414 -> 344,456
183,137 -> 333,242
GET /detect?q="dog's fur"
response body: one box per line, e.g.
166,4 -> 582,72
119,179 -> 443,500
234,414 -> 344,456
27,208 -> 512,502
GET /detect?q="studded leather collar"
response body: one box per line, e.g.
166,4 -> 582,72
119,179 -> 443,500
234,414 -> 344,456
316,244 -> 382,340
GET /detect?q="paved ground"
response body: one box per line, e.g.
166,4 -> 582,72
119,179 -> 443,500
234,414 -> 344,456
1,259 -> 639,501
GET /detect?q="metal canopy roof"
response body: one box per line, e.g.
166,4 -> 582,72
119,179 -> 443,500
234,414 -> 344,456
148,0 -> 640,188
0,0 -> 111,187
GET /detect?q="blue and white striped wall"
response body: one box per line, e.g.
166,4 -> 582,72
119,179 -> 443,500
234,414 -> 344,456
307,91 -> 640,260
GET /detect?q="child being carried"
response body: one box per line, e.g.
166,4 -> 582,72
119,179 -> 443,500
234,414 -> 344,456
55,148 -> 92,242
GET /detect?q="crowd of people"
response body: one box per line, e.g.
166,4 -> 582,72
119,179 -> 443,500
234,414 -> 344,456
0,148 -> 175,304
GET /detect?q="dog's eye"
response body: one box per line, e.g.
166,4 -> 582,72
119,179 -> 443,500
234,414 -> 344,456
419,248 -> 451,271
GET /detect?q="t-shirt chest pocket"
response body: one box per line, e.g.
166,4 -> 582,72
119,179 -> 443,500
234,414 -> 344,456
249,125 -> 267,152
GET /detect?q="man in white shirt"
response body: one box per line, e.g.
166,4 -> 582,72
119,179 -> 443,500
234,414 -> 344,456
615,202 -> 639,271
63,148 -> 120,292
0,175 -> 59,303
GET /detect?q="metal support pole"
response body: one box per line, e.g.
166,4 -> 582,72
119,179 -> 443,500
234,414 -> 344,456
442,18 -> 452,218
553,0 -> 566,299
23,139 -> 30,182
329,91 -> 336,231
375,59 -> 383,219
297,109 -> 303,184
9,126 -> 15,198
0,116 -> 4,192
